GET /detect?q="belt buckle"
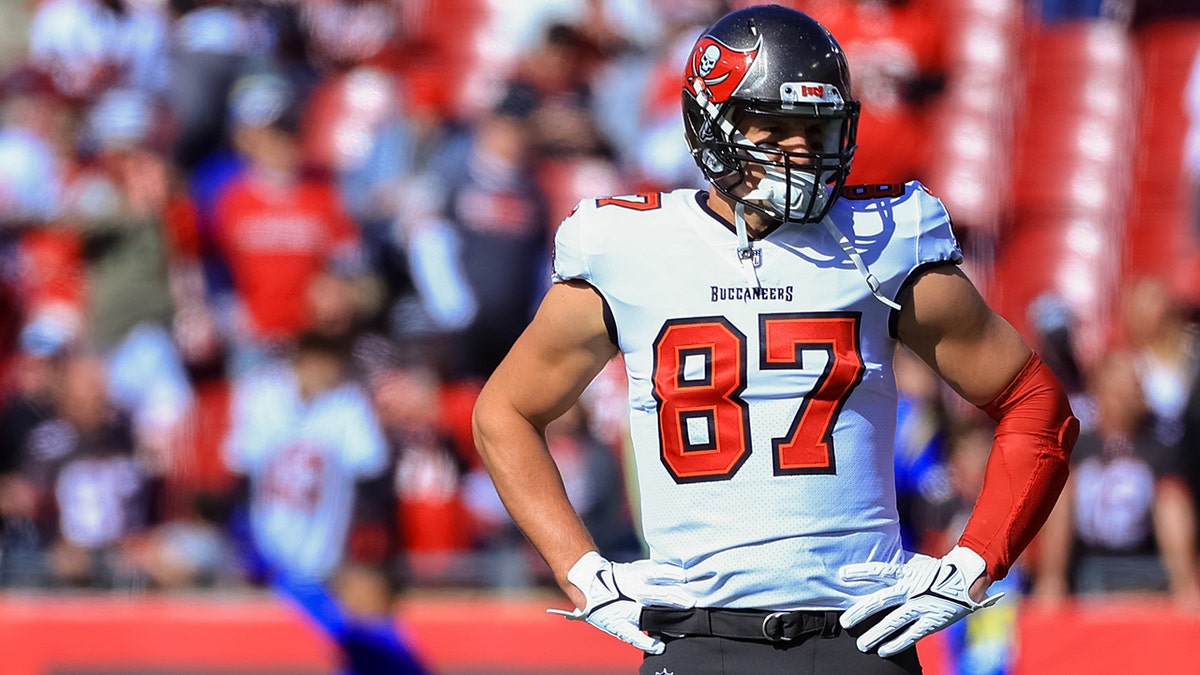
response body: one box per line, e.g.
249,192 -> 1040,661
761,611 -> 793,642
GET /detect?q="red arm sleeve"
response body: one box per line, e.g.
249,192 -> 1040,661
958,353 -> 1080,581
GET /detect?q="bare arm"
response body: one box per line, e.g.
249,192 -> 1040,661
896,265 -> 1031,408
472,280 -> 619,609
1153,477 -> 1200,610
898,265 -> 1070,598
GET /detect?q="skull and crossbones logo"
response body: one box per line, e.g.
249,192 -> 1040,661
698,45 -> 721,77
688,37 -> 758,103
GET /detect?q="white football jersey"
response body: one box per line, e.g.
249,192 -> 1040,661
224,364 -> 388,581
552,183 -> 962,610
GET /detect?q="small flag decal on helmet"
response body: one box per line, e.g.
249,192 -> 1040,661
780,82 -> 845,107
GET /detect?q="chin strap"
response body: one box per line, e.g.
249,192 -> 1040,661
820,216 -> 902,311
734,195 -> 765,288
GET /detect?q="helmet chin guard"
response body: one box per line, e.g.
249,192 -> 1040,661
682,5 -> 860,224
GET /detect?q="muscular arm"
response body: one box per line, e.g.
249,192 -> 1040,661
896,265 -> 1030,407
472,280 -> 619,610
1153,476 -> 1200,609
898,265 -> 1076,591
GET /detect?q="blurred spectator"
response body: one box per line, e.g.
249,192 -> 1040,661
543,402 -> 640,563
591,1 -> 719,191
223,331 -> 388,582
462,401 -> 640,587
403,89 -> 550,378
167,0 -> 279,170
920,414 -> 1021,675
1120,277 -> 1199,446
1034,351 -> 1200,610
28,0 -> 169,101
0,68 -> 75,363
63,89 -> 197,480
48,353 -> 151,589
1027,292 -> 1088,416
300,0 -> 402,74
501,22 -> 628,225
360,359 -> 469,585
301,65 -> 426,335
916,415 -> 995,558
504,23 -> 608,160
207,69 -> 373,375
0,99 -> 64,227
1184,353 -> 1200,536
0,316 -> 78,586
892,345 -> 951,554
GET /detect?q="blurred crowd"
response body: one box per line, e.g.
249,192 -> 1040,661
0,0 -> 1197,637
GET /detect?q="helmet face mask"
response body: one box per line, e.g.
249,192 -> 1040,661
683,6 -> 860,224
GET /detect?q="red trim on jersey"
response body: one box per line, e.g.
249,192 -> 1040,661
959,353 -> 1079,581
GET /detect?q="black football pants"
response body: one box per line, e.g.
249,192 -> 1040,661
638,618 -> 923,675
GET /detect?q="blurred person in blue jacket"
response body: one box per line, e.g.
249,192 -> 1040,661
400,88 -> 550,379
273,561 -> 430,675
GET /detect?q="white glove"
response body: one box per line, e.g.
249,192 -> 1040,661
547,551 -> 695,655
838,546 -> 1003,658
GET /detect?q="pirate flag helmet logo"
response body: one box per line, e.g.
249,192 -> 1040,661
686,36 -> 760,104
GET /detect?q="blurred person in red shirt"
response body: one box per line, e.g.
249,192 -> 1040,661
366,357 -> 469,584
211,68 -> 371,375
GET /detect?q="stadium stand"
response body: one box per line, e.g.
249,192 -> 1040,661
923,0 -> 1022,238
994,20 -> 1134,360
1126,20 -> 1200,309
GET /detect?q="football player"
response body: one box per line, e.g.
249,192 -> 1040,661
473,5 -> 1078,673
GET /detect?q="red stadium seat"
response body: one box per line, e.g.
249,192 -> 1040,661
1000,20 -> 1136,358
1124,20 -> 1200,290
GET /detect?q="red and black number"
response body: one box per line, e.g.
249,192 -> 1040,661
651,313 -> 864,483
652,317 -> 751,483
759,312 -> 864,475
596,193 -> 662,211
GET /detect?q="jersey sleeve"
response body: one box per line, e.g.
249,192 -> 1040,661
337,387 -> 388,479
223,371 -> 275,475
910,181 -> 964,270
550,200 -> 592,284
